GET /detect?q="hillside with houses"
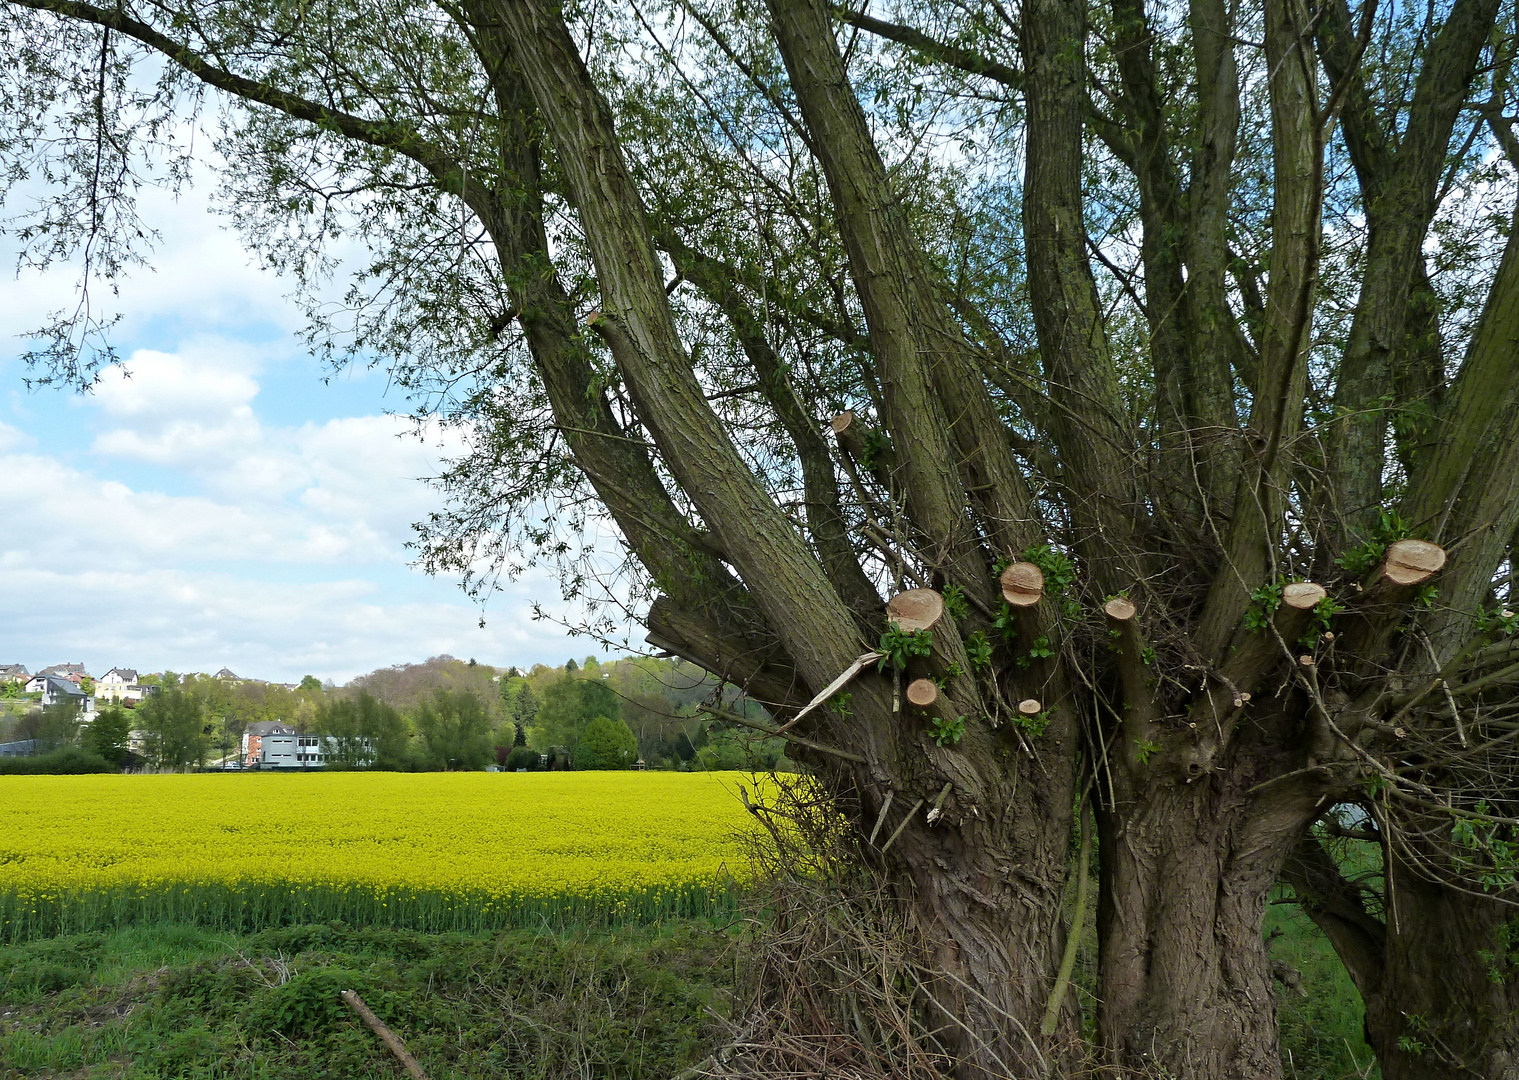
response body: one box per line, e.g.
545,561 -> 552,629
0,654 -> 782,774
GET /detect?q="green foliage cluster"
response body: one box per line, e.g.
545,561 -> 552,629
878,625 -> 933,671
316,691 -> 408,769
965,631 -> 993,671
137,685 -> 212,770
1335,507 -> 1414,576
412,689 -> 495,770
1022,544 -> 1080,618
1133,737 -> 1162,765
0,922 -> 732,1080
86,706 -> 132,765
1450,803 -> 1519,892
1012,710 -> 1051,738
926,715 -> 965,746
574,715 -> 639,770
1476,604 -> 1519,637
0,746 -> 114,775
1244,581 -> 1285,632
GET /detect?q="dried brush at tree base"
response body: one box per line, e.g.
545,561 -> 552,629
696,775 -> 959,1080
702,776 -> 1141,1080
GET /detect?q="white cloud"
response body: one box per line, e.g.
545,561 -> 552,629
2,564 -> 560,684
0,431 -> 598,680
0,420 -> 33,452
93,347 -> 261,419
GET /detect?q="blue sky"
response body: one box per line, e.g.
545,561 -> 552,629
1,166 -> 615,683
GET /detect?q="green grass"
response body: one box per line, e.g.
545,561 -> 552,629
1,880 -> 740,944
0,912 -> 1385,1079
0,920 -> 736,1079
1267,898 -> 1379,1080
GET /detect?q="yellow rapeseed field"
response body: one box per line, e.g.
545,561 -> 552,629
0,772 -> 763,939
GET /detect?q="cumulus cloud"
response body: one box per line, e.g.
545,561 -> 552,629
0,431 -> 592,680
4,563 -> 560,684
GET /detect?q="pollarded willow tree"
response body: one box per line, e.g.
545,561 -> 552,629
4,0 -> 1519,1073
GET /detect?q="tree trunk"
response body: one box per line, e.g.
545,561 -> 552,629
1098,702 -> 1326,1079
1368,862 -> 1519,1079
1287,834 -> 1519,1080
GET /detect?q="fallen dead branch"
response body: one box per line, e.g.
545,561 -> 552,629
341,989 -> 429,1080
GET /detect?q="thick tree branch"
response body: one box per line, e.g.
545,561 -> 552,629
829,5 -> 1024,88
660,230 -> 883,618
485,0 -> 879,704
768,0 -> 1037,589
1324,0 -> 1503,541
1281,832 -> 1388,1002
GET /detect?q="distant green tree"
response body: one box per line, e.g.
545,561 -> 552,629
137,686 -> 207,769
319,691 -> 408,768
87,706 -> 133,765
531,674 -> 619,760
695,729 -> 748,771
516,683 -> 538,727
564,658 -> 578,673
414,689 -> 493,770
573,716 -> 638,770
20,702 -> 82,752
298,675 -> 324,694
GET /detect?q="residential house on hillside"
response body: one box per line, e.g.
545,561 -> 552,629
215,668 -> 240,681
24,674 -> 92,711
39,663 -> 88,683
0,664 -> 29,683
96,668 -> 150,705
242,720 -> 298,767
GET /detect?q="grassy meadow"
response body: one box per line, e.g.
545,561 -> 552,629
0,772 -> 760,940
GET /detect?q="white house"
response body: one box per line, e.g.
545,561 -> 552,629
96,668 -> 147,704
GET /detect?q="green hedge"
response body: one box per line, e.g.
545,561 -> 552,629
0,748 -> 115,775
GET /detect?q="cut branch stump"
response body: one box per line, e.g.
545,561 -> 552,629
887,588 -> 944,632
1281,582 -> 1327,609
1381,539 -> 1447,586
1103,596 -> 1136,621
1000,562 -> 1045,606
906,678 -> 939,707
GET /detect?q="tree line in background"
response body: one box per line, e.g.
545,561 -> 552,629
0,654 -> 788,773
